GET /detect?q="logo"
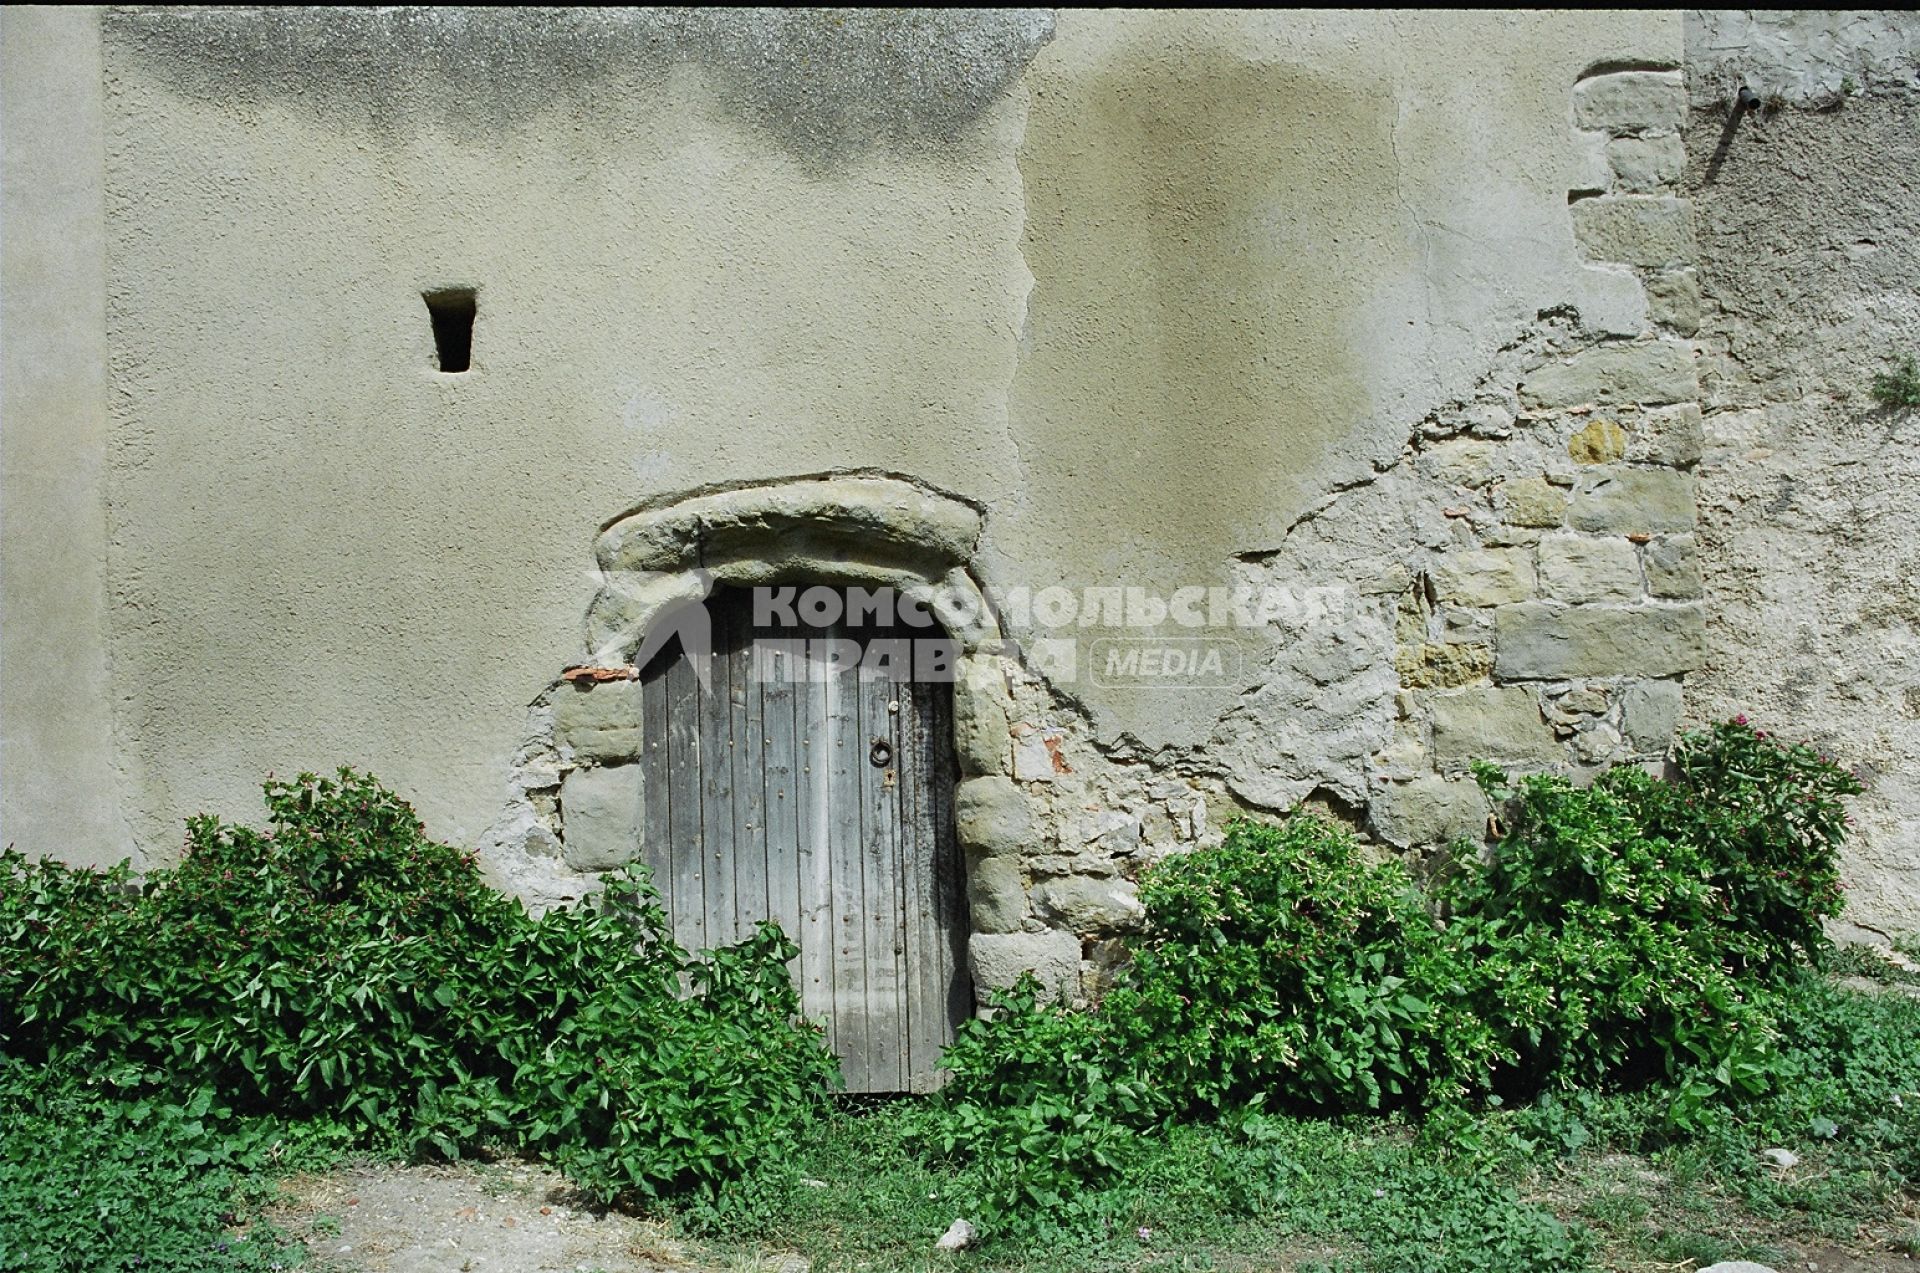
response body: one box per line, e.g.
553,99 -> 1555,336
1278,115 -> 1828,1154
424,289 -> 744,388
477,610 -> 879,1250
597,577 -> 1358,693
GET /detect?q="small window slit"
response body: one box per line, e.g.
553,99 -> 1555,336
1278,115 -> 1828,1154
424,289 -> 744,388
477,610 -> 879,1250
424,288 -> 476,373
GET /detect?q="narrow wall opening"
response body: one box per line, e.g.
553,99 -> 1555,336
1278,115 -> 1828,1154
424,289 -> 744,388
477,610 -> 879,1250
423,288 -> 476,373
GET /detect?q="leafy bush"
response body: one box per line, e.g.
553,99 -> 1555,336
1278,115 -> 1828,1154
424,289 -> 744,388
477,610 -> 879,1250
922,815 -> 1496,1235
926,717 -> 1864,1238
1631,718 -> 1860,978
1443,718 -> 1858,1112
0,1060 -> 305,1273
1449,763 -> 1780,1114
924,813 -> 1497,1225
0,769 -> 837,1204
1100,815 -> 1500,1114
916,975 -> 1149,1225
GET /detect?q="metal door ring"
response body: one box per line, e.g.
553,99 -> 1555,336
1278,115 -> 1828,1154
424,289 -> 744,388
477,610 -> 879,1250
869,738 -> 893,768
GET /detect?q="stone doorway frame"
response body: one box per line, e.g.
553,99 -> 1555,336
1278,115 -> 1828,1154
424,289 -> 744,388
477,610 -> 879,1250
484,474 -> 1054,995
582,473 -> 1002,689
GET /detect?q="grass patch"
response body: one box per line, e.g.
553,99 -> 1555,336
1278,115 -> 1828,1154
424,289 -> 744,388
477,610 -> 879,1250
677,1103 -> 1585,1272
660,974 -> 1919,1272
0,1059 -> 337,1272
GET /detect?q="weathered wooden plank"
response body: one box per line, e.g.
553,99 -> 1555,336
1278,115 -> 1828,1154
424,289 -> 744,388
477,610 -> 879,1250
760,632 -> 803,969
699,599 -> 738,951
639,654 -> 673,919
825,631 -> 870,1092
899,676 -> 945,1090
795,624 -> 838,1062
857,664 -> 907,1094
664,635 -> 706,956
732,616 -> 768,940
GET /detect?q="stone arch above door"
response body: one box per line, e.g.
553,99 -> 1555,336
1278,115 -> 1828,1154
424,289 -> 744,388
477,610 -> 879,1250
480,473 -> 1070,1037
581,473 -> 1002,667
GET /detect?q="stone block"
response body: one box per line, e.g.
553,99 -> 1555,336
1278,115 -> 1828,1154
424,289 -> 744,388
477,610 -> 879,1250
1369,719 -> 1430,779
1572,70 -> 1685,136
599,475 -> 982,575
1431,686 -> 1560,767
1572,196 -> 1696,269
1573,722 -> 1627,765
1569,125 -> 1612,193
1352,557 -> 1414,596
955,775 -> 1033,858
969,930 -> 1081,1002
1431,549 -> 1534,608
1606,134 -> 1686,191
1521,342 -> 1695,408
1033,875 -> 1144,933
553,679 -> 644,764
1440,607 -> 1495,646
559,764 -> 642,872
1421,439 -> 1497,488
953,675 -> 1010,776
1011,725 -> 1068,782
1627,403 -> 1704,467
966,855 -> 1026,934
1538,535 -> 1643,602
1498,476 -> 1567,528
1646,269 -> 1701,336
1621,679 -> 1685,751
1065,807 -> 1142,852
1644,534 -> 1704,598
1568,418 -> 1627,465
1396,641 -> 1493,690
1557,685 -> 1609,714
1370,774 -> 1489,848
1494,602 -> 1706,679
1568,466 -> 1697,535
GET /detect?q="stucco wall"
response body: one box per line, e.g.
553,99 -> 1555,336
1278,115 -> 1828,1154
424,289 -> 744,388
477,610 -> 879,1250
1682,11 -> 1920,939
9,10 -> 1695,904
0,6 -> 127,867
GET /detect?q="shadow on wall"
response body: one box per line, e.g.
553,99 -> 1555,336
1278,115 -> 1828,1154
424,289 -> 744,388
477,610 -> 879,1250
103,7 -> 1055,165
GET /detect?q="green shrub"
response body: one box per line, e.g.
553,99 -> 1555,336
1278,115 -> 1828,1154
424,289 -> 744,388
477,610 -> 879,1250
0,1060 -> 305,1273
1450,718 -> 1859,1104
1631,718 -> 1860,978
923,815 -> 1506,1234
1100,814 -> 1500,1114
917,975 -> 1149,1225
1448,763 -> 1779,1112
928,716 -> 1864,1237
0,769 -> 838,1204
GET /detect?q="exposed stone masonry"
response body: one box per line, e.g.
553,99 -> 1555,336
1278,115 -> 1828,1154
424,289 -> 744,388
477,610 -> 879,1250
483,67 -> 1711,1006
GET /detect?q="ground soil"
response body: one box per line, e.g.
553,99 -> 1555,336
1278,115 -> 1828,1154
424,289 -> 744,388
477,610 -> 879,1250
266,1155 -> 1915,1273
265,1159 -> 809,1273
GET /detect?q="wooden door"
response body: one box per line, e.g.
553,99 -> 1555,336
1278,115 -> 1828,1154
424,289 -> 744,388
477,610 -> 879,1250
637,586 -> 970,1093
